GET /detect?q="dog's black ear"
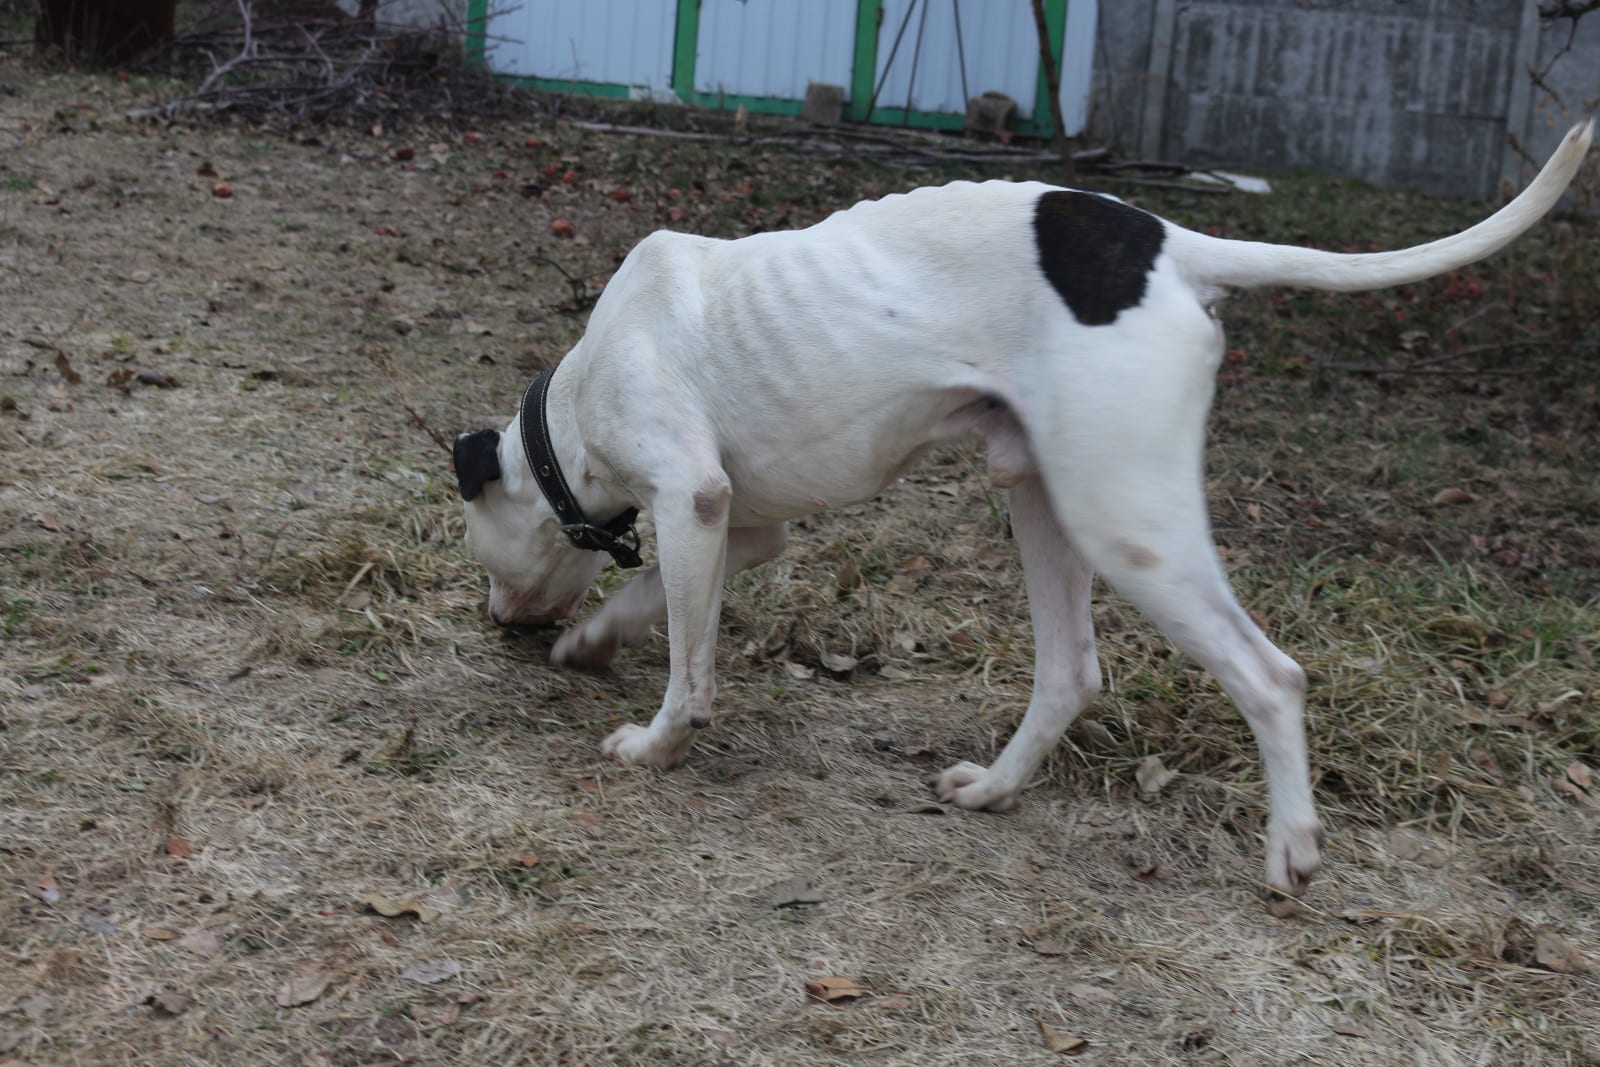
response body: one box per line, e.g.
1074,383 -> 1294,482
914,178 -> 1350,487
454,429 -> 502,501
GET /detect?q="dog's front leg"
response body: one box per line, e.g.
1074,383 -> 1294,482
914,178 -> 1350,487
554,523 -> 787,670
937,474 -> 1100,810
600,474 -> 733,769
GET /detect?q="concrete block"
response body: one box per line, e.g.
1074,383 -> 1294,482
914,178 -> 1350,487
966,91 -> 1018,142
804,82 -> 845,126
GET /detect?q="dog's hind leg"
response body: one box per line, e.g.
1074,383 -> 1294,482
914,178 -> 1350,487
1081,526 -> 1323,897
554,523 -> 787,670
1027,311 -> 1323,896
937,473 -> 1099,811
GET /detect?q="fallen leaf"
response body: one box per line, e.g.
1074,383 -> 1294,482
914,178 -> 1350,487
165,836 -> 194,858
1036,1019 -> 1089,1054
1386,828 -> 1448,866
1484,688 -> 1510,709
1030,938 -> 1067,957
1006,858 -> 1040,886
1566,761 -> 1594,791
886,556 -> 933,595
55,350 -> 82,384
874,994 -> 912,1010
212,181 -> 234,199
400,958 -> 462,985
179,929 -> 222,958
1135,754 -> 1178,796
818,650 -> 858,674
1267,894 -> 1301,919
551,218 -> 575,237
782,662 -> 815,681
1533,928 -> 1589,974
902,802 -> 946,815
877,664 -> 914,681
135,370 -> 180,388
1332,1022 -> 1369,1038
1132,861 -> 1171,882
143,925 -> 180,941
287,481 -> 317,508
509,853 -> 542,868
765,876 -> 825,908
146,991 -> 190,1017
1067,983 -> 1118,1009
32,874 -> 61,904
1431,487 -> 1475,505
361,893 -> 440,923
275,964 -> 332,1007
195,161 -> 220,177
805,975 -> 867,1003
80,912 -> 117,934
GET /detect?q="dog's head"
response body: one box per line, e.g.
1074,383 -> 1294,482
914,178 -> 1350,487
453,426 -> 607,627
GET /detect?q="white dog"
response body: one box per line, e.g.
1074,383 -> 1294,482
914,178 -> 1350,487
455,122 -> 1591,898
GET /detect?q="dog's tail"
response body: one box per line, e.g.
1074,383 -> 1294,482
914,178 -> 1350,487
1167,120 -> 1593,293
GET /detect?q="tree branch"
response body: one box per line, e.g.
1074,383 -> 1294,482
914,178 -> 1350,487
1539,1 -> 1600,20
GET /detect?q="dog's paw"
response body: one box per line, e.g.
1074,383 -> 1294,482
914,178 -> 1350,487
600,723 -> 690,769
1264,817 -> 1325,898
935,761 -> 1021,812
552,622 -> 621,670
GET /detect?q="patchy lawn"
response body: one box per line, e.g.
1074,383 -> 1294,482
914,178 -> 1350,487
2,58 -> 1597,1066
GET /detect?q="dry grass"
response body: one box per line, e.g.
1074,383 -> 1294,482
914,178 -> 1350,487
2,60 -> 1598,1066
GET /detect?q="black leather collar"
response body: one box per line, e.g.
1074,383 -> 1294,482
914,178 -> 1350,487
519,369 -> 643,569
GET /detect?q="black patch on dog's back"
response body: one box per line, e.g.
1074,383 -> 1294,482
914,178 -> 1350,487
1034,191 -> 1165,326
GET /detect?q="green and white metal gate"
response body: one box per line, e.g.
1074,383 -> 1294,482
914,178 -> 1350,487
465,0 -> 1093,139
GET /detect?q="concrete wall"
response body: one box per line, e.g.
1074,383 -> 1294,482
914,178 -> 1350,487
1090,0 -> 1599,198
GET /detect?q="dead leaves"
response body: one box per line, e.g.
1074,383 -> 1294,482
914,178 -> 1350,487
361,892 -> 440,923
765,876 -> 825,909
1387,828 -> 1450,867
145,991 -> 191,1017
178,929 -> 223,959
1557,760 -> 1597,807
817,649 -> 859,675
1135,755 -> 1178,796
1036,1019 -> 1090,1055
276,963 -> 334,1008
804,975 -> 868,1003
29,874 -> 61,904
1502,919 -> 1592,974
107,368 -> 182,393
1431,486 -> 1477,506
399,958 -> 462,985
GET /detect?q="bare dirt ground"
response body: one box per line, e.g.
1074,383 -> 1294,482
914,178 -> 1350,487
3,60 -> 1599,1067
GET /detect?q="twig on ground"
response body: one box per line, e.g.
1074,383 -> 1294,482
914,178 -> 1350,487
526,255 -> 595,310
363,345 -> 453,453
1314,338 -> 1584,376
